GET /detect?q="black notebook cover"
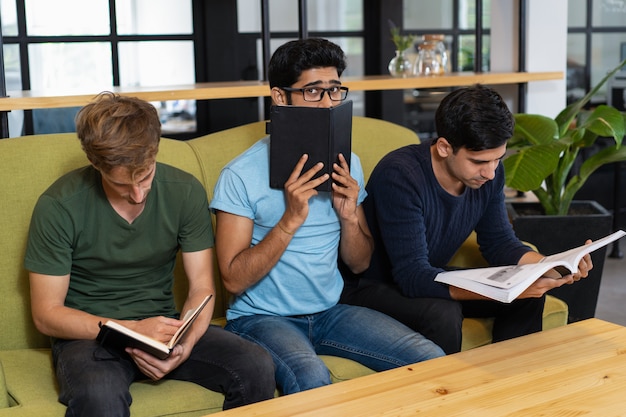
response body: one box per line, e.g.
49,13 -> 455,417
96,321 -> 172,360
268,100 -> 353,191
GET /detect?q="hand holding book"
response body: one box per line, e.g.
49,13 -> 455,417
268,100 -> 353,191
96,294 -> 213,359
435,230 -> 625,303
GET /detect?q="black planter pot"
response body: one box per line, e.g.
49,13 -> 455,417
506,200 -> 613,323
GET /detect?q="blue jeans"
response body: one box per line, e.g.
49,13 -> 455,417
225,304 -> 444,394
52,325 -> 275,417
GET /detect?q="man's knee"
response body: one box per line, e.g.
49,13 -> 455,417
61,375 -> 132,417
235,343 -> 276,388
54,340 -> 135,416
276,354 -> 331,395
419,299 -> 463,355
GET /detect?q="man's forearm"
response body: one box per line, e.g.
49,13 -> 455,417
339,216 -> 374,273
33,305 -> 106,341
220,225 -> 292,294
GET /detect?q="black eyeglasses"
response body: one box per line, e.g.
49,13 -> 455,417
281,86 -> 349,102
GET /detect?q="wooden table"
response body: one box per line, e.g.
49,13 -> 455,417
211,318 -> 626,416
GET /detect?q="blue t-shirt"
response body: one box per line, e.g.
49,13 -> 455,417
210,136 -> 367,320
362,141 -> 532,299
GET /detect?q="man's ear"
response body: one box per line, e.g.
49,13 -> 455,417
434,137 -> 453,157
271,87 -> 286,105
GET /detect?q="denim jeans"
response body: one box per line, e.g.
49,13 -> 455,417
52,325 -> 275,417
225,304 -> 444,394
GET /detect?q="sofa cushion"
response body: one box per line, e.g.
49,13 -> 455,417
460,318 -> 495,351
186,121 -> 267,204
319,355 -> 376,382
0,134 -> 89,351
542,295 -> 569,330
0,349 -> 70,416
0,361 -> 9,409
350,116 -> 420,179
0,349 -> 223,417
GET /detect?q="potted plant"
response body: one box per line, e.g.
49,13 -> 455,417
503,58 -> 626,322
504,58 -> 626,216
387,21 -> 416,78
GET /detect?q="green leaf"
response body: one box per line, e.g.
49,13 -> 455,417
503,142 -> 564,191
578,143 -> 626,181
510,114 -> 558,147
580,105 -> 625,145
555,58 -> 626,135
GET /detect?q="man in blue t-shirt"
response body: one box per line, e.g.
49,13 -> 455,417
210,38 -> 444,395
24,93 -> 275,417
340,84 -> 594,354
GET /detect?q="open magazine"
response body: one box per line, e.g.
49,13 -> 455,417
96,294 -> 212,359
435,230 -> 625,303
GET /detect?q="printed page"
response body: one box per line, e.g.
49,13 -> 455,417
437,262 -> 559,290
435,262 -> 561,303
167,294 -> 212,349
541,230 -> 626,271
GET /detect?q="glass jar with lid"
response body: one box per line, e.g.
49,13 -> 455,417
413,34 -> 448,76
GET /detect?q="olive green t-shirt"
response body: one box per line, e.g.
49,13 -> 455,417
24,163 -> 213,320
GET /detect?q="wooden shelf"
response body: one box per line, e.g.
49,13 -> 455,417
0,71 -> 562,112
343,71 -> 563,91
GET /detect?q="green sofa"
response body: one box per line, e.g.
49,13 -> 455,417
0,116 -> 568,416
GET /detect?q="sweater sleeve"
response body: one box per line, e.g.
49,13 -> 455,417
473,171 -> 533,266
366,150 -> 452,299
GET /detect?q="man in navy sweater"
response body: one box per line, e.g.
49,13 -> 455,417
341,84 -> 593,354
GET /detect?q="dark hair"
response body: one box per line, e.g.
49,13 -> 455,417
268,38 -> 347,88
434,84 -> 514,152
76,92 -> 161,175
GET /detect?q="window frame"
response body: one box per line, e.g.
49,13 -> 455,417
1,0 -> 197,136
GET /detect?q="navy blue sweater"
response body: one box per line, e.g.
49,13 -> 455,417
361,141 -> 531,299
